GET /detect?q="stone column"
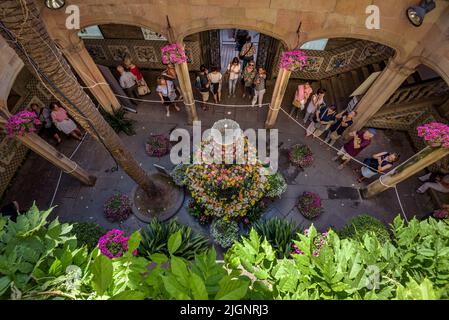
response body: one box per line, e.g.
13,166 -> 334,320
351,58 -> 417,132
265,68 -> 291,129
175,62 -> 198,124
361,146 -> 449,198
61,39 -> 121,114
18,133 -> 96,186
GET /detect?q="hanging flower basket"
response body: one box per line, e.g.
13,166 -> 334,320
288,144 -> 314,168
6,110 -> 41,137
146,134 -> 171,157
417,122 -> 449,149
279,49 -> 307,72
161,43 -> 187,65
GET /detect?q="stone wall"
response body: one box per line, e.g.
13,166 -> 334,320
83,39 -> 202,71
0,68 -> 55,198
279,40 -> 394,80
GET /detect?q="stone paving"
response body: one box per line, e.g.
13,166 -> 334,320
1,79 -> 437,257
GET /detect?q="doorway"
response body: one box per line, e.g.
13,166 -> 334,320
219,29 -> 260,72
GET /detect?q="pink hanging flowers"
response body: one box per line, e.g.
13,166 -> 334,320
98,229 -> 137,259
279,49 -> 307,72
161,43 -> 187,65
417,122 -> 449,148
6,110 -> 41,137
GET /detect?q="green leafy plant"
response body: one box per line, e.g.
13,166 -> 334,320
140,218 -> 210,260
253,217 -> 300,258
70,222 -> 105,251
339,214 -> 390,243
210,219 -> 239,249
187,200 -> 212,225
266,172 -> 288,198
170,164 -> 191,187
99,107 -> 136,136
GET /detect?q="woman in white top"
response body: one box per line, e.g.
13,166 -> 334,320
207,65 -> 223,104
304,88 -> 326,124
227,57 -> 241,98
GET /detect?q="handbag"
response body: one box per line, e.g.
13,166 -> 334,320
137,79 -> 150,96
239,43 -> 253,60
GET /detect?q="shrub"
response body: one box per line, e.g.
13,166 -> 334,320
253,217 -> 300,258
297,191 -> 323,219
70,222 -> 105,251
104,194 -> 132,223
170,164 -> 190,187
266,172 -> 288,198
240,200 -> 267,226
140,218 -> 210,260
99,107 -> 136,136
339,214 -> 390,243
210,219 -> 240,249
289,144 -> 314,168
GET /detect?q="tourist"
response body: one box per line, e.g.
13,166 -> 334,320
123,56 -> 150,95
242,61 -> 256,99
117,65 -> 138,106
323,110 -> 357,147
195,65 -> 210,111
290,82 -> 313,120
332,129 -> 376,170
162,62 -> 182,100
208,65 -> 223,104
357,152 -> 400,183
156,76 -> 180,117
226,57 -> 241,97
50,102 -> 83,141
417,173 -> 449,194
252,67 -> 267,108
30,103 -> 62,144
306,104 -> 337,138
304,88 -> 326,124
235,29 -> 249,53
239,35 -> 256,71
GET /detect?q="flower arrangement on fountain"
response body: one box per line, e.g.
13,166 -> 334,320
104,194 -> 132,222
289,144 -> 314,168
185,120 -> 268,221
6,110 -> 41,137
161,43 -> 187,65
98,229 -> 137,259
417,122 -> 449,148
146,134 -> 171,157
280,49 -> 307,72
297,191 -> 323,219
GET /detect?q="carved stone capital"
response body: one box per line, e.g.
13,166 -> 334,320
387,58 -> 416,77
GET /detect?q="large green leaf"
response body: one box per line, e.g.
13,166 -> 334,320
91,254 -> 113,295
215,276 -> 249,300
167,231 -> 182,255
190,273 -> 208,300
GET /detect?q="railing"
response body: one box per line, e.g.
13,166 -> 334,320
385,79 -> 449,106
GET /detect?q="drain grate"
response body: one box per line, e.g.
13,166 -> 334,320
327,186 -> 361,200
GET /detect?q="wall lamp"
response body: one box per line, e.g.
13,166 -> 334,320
44,0 -> 66,10
406,0 -> 436,27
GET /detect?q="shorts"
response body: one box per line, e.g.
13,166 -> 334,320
361,166 -> 377,178
337,147 -> 351,161
200,91 -> 209,102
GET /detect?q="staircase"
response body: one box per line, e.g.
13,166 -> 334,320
310,61 -> 388,111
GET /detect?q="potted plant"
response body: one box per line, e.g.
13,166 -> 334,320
297,191 -> 323,219
210,219 -> 239,249
187,200 -> 212,225
289,144 -> 314,168
104,194 -> 132,223
146,134 -> 170,157
279,49 -> 307,72
266,172 -> 288,199
161,43 -> 187,65
98,229 -> 137,259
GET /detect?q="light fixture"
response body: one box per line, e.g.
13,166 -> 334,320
44,0 -> 66,10
406,0 -> 436,27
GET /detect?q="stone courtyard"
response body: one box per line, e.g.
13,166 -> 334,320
1,79 -> 436,256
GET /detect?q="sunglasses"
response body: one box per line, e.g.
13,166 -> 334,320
249,64 -> 255,66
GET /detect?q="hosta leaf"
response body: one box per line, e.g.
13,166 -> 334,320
91,254 -> 113,295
